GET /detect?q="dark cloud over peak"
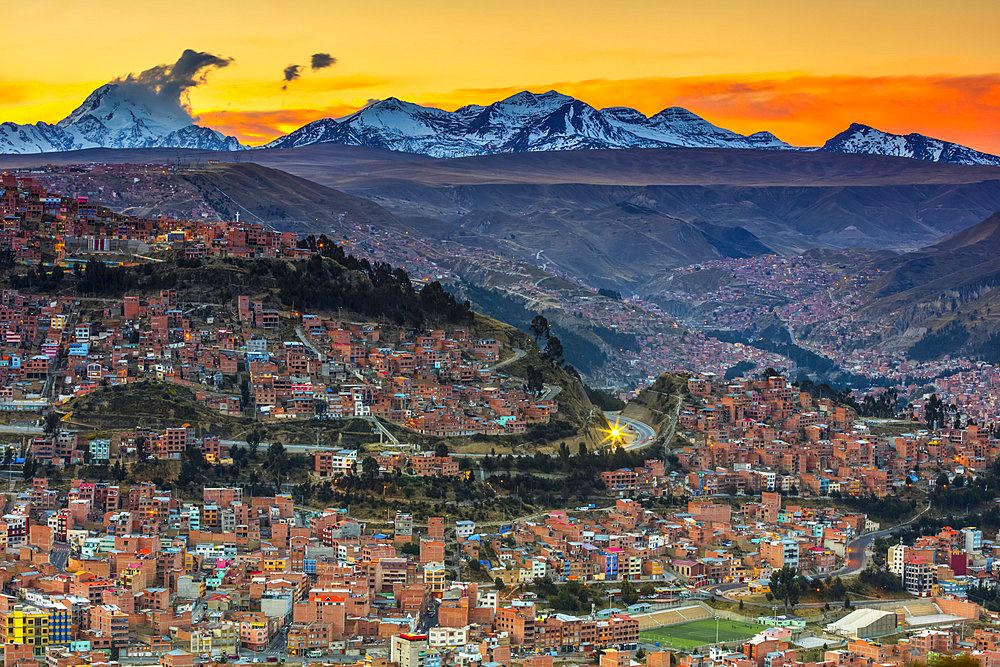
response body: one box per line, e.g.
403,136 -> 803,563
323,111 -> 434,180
114,49 -> 233,102
109,49 -> 233,124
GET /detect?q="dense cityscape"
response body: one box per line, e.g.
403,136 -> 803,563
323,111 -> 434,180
5,10 -> 1000,667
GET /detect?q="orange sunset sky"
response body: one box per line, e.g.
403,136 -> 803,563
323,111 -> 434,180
4,0 -> 1000,152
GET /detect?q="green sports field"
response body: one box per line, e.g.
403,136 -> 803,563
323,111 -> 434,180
639,619 -> 766,650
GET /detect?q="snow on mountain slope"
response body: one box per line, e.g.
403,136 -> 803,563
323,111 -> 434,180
0,83 -> 242,154
6,83 -> 1000,167
262,118 -> 362,150
821,123 -> 1000,167
265,90 -> 794,157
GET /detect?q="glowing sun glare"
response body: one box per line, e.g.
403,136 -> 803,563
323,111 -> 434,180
601,417 -> 627,447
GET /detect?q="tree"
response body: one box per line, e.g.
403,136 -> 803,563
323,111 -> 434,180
545,336 -> 564,364
530,315 -> 550,341
247,429 -> 262,455
526,365 -> 545,394
768,565 -> 803,612
43,412 -> 61,436
135,435 -> 148,461
21,455 -> 37,480
635,649 -> 646,661
361,456 -> 379,483
620,579 -> 639,606
267,442 -> 288,488
434,442 -> 449,458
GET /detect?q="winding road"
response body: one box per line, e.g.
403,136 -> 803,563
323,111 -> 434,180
707,502 -> 932,604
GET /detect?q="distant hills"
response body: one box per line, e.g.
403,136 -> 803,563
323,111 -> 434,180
3,84 -> 999,167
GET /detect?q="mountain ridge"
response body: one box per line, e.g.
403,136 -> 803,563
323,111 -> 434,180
264,89 -> 793,157
821,122 -> 1000,167
2,86 -> 998,170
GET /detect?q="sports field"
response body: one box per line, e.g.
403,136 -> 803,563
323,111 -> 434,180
639,618 -> 766,650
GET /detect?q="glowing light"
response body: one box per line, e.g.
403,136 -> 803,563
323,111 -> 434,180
600,416 -> 627,447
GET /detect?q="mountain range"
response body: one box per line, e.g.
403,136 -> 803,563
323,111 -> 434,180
264,90 -> 790,156
2,84 -> 998,167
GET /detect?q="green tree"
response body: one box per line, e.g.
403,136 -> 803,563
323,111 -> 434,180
526,366 -> 545,394
110,460 -> 126,482
247,428 -> 262,456
768,565 -> 803,612
21,455 -> 38,480
361,456 -> 379,483
434,442 -> 449,458
43,412 -> 61,436
267,442 -> 288,488
620,579 -> 639,606
530,315 -> 550,341
545,336 -> 564,364
135,435 -> 148,460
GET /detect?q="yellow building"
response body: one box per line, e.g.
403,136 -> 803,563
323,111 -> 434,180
2,605 -> 51,647
262,558 -> 288,572
119,565 -> 143,593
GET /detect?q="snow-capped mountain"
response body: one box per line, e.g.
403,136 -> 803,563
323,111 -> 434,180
265,90 -> 793,157
0,83 -> 242,154
820,123 -> 1000,167
5,85 -> 1000,168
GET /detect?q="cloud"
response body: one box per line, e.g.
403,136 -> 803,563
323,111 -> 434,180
281,64 -> 302,90
311,53 -> 337,70
112,49 -> 233,124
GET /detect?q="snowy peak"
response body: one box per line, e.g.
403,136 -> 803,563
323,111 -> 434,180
0,81 -> 243,154
265,118 -> 361,150
58,83 -> 191,134
821,123 -> 1000,167
495,90 -> 575,109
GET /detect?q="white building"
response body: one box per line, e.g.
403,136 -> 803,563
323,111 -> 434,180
429,626 -> 467,648
455,520 -> 476,540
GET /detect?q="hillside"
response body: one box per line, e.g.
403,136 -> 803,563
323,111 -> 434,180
9,249 -> 473,328
178,163 -> 410,235
860,212 -> 1000,360
621,373 -> 689,435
